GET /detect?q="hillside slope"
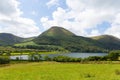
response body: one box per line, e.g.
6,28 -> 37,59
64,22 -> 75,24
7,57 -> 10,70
91,35 -> 120,50
34,27 -> 105,52
0,33 -> 24,46
1,27 -> 120,52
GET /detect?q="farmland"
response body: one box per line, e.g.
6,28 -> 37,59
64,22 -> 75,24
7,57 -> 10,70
0,62 -> 120,80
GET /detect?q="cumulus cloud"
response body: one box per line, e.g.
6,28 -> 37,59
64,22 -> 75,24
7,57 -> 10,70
88,29 -> 101,37
0,0 -> 40,37
105,13 -> 120,38
0,0 -> 22,17
46,0 -> 59,7
41,0 -> 120,38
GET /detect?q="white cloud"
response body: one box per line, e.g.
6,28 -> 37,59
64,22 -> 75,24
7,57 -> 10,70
105,26 -> 120,38
105,13 -> 120,38
88,29 -> 101,37
0,17 -> 40,37
66,0 -> 120,12
41,0 -> 120,38
0,0 -> 22,17
0,0 -> 40,38
46,0 -> 59,7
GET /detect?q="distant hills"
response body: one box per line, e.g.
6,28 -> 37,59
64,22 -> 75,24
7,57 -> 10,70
0,33 -> 35,46
91,35 -> 120,50
0,33 -> 24,46
0,26 -> 120,52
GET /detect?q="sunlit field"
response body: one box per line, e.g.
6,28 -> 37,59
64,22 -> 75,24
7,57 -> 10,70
0,62 -> 120,80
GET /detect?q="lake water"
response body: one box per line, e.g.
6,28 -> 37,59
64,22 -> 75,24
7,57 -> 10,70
10,53 -> 108,60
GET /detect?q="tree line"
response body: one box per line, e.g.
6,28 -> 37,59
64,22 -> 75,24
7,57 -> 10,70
0,50 -> 120,64
23,50 -> 120,62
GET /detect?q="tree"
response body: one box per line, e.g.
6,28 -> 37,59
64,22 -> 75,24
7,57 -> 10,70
108,51 -> 120,61
0,56 -> 10,64
28,52 -> 42,62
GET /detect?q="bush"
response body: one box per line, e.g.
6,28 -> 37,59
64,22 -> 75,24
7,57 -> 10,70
84,73 -> 95,78
83,56 -> 102,61
28,53 -> 42,62
107,51 -> 120,61
0,56 -> 10,64
16,57 -> 20,61
44,55 -> 52,61
100,56 -> 108,61
53,56 -> 82,62
115,69 -> 120,75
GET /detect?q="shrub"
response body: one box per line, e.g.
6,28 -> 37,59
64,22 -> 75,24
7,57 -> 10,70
16,57 -> 20,61
28,53 -> 42,62
84,73 -> 95,78
83,56 -> 102,61
0,56 -> 10,64
115,69 -> 120,75
53,56 -> 82,62
107,51 -> 120,61
44,55 -> 52,61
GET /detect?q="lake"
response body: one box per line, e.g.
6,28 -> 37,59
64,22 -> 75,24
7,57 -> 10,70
10,53 -> 108,60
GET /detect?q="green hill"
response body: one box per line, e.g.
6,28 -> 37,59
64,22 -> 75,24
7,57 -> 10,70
0,33 -> 35,46
91,35 -> 120,50
14,41 -> 37,46
34,27 -> 105,52
0,27 -> 120,52
40,26 -> 75,37
0,33 -> 25,46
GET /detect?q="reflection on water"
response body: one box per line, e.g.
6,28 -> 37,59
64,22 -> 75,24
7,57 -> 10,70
10,55 -> 28,60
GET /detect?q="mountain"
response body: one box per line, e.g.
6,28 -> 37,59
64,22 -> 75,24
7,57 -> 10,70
40,26 -> 75,37
34,26 -> 105,52
34,26 -> 76,45
0,33 -> 24,46
91,35 -> 120,50
0,27 -> 120,52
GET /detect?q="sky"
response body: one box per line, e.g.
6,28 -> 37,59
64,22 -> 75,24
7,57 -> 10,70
0,0 -> 120,38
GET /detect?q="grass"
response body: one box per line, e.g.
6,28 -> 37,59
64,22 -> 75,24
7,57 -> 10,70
14,41 -> 37,46
0,62 -> 120,80
11,51 -> 65,55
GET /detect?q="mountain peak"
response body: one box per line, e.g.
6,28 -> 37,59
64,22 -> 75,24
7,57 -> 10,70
40,26 -> 75,37
51,26 -> 62,28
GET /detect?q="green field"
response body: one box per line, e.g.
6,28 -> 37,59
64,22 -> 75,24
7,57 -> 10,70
0,62 -> 120,80
14,41 -> 37,46
10,51 -> 66,56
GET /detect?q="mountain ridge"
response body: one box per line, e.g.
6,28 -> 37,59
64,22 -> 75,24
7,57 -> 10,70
0,33 -> 34,46
33,26 -> 120,52
0,33 -> 24,45
91,35 -> 120,50
0,26 -> 120,52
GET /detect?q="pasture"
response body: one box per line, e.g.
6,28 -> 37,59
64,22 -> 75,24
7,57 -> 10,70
0,62 -> 120,80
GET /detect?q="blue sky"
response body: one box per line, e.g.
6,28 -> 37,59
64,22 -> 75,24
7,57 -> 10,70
0,0 -> 120,38
19,0 -> 68,31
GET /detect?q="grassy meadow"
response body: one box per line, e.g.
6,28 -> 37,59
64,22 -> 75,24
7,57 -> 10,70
0,62 -> 120,80
10,51 -> 65,56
